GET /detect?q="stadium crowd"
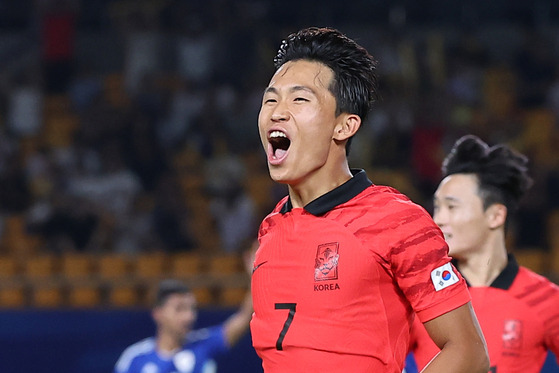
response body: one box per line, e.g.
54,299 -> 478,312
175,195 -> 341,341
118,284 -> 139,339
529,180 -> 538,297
0,0 -> 558,306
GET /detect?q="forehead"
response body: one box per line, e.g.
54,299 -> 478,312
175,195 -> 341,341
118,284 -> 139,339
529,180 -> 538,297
161,292 -> 196,307
268,60 -> 334,91
436,174 -> 480,199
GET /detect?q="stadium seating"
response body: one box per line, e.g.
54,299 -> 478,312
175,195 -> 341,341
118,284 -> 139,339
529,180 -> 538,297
0,255 -> 20,281
24,254 -> 57,281
0,283 -> 26,308
31,283 -> 64,308
68,283 -> 101,308
61,252 -> 96,281
108,282 -> 141,308
134,252 -> 168,282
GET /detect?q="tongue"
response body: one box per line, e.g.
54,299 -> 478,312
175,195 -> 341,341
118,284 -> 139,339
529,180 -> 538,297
274,148 -> 287,159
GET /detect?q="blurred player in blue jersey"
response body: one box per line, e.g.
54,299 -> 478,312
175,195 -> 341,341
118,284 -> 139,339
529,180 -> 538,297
114,246 -> 255,373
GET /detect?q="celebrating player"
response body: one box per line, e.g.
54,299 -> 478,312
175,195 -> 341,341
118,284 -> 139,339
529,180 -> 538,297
408,135 -> 559,372
250,26 -> 489,372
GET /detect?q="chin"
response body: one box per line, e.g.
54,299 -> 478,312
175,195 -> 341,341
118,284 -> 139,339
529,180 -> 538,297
448,249 -> 466,260
268,169 -> 292,184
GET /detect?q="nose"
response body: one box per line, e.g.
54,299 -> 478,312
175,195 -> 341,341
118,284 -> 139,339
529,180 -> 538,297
182,308 -> 197,325
271,101 -> 290,122
432,208 -> 446,228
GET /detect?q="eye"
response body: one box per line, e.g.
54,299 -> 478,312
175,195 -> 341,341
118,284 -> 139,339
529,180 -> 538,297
263,97 -> 277,104
294,97 -> 309,102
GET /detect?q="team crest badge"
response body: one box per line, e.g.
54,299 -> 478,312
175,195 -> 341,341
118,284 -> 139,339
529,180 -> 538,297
314,242 -> 339,281
502,319 -> 523,350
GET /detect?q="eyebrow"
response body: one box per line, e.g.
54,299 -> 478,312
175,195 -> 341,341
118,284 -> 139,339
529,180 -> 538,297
434,196 -> 461,203
263,85 -> 317,96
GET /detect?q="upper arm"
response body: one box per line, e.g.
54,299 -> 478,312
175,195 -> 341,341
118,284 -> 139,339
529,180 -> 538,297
420,302 -> 489,372
423,302 -> 485,350
222,292 -> 253,347
223,241 -> 257,347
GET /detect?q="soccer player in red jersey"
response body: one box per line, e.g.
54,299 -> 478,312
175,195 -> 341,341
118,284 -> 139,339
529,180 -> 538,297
408,135 -> 559,372
250,27 -> 489,373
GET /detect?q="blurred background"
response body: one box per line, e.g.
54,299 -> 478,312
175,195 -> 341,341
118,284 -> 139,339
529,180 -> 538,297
0,0 -> 558,372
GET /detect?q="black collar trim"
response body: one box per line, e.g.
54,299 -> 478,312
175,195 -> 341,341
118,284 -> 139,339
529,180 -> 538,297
490,254 -> 519,290
456,254 -> 519,290
280,169 -> 372,216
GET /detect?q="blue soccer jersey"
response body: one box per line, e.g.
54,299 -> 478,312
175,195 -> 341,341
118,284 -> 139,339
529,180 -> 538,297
114,326 -> 228,373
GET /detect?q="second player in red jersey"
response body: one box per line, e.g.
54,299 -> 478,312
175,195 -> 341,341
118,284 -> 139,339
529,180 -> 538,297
408,135 -> 559,373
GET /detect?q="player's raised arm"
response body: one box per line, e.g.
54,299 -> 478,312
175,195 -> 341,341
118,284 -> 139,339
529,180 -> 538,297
222,239 -> 256,347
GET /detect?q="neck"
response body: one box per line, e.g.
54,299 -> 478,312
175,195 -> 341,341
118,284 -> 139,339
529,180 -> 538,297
456,234 -> 508,287
289,163 -> 353,208
157,332 -> 182,355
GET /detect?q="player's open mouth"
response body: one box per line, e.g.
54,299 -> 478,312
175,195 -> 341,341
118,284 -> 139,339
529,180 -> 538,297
268,130 -> 290,164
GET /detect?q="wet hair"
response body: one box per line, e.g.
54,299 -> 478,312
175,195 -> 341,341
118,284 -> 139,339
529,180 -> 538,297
442,135 -> 533,215
273,27 -> 379,154
154,279 -> 191,307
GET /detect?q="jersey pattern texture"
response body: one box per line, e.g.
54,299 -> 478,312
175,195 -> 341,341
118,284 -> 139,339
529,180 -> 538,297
410,255 -> 559,373
251,170 -> 470,373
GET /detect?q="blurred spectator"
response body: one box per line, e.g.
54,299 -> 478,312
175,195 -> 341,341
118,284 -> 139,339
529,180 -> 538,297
546,66 -> 559,118
38,0 -> 78,94
120,9 -> 163,95
151,173 -> 196,252
0,137 -> 31,214
6,68 -> 43,138
0,0 -> 556,262
157,78 -> 207,151
112,193 -> 158,254
514,29 -> 556,108
68,63 -> 103,113
66,140 -> 143,220
175,15 -> 217,85
122,116 -> 167,192
28,194 -> 99,252
206,155 -> 256,253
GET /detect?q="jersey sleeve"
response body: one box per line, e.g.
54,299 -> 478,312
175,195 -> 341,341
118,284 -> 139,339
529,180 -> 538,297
188,325 -> 229,358
542,280 -> 559,362
388,200 -> 470,322
113,338 -> 155,373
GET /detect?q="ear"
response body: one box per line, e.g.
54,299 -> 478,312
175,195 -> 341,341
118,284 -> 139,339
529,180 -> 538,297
486,203 -> 507,230
333,114 -> 361,141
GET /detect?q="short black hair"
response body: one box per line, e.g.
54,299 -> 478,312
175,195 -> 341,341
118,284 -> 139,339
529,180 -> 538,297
442,135 -> 533,215
273,27 -> 379,154
154,279 -> 191,307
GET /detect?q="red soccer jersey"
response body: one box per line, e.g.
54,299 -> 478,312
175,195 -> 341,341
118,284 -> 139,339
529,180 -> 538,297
409,255 -> 559,373
250,170 -> 470,372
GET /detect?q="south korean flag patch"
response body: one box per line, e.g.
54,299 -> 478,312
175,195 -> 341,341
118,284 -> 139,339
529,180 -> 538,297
431,262 -> 459,291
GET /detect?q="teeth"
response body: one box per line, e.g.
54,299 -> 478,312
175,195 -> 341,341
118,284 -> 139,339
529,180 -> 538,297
270,131 -> 287,138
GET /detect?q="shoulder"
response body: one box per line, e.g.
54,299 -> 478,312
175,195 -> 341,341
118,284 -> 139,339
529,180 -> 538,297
516,267 -> 559,289
359,184 -> 428,213
186,325 -> 224,344
513,266 -> 559,306
114,337 -> 156,372
349,184 -> 437,231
